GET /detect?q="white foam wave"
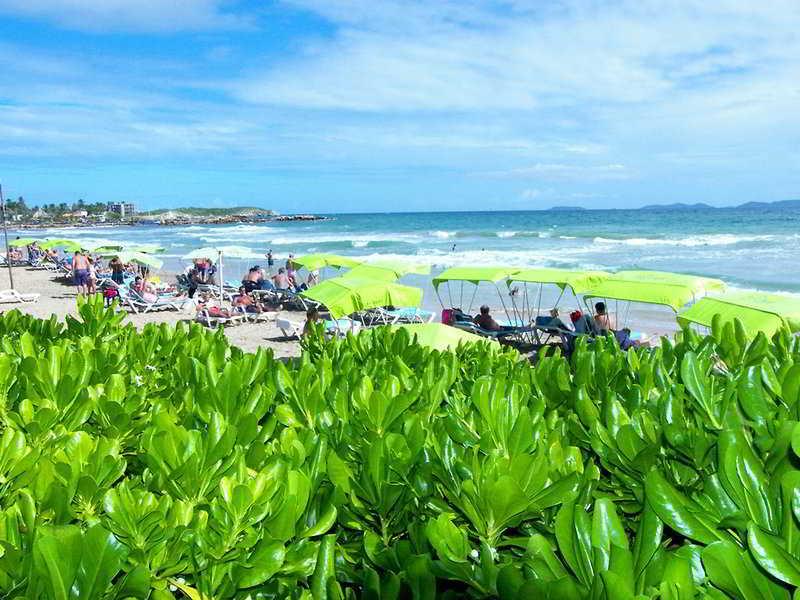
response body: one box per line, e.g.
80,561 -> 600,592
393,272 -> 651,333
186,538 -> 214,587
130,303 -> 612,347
592,234 -> 774,247
496,231 -> 516,238
431,230 -> 456,239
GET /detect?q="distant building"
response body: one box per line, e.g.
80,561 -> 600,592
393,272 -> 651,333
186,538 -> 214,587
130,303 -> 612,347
65,210 -> 89,219
32,208 -> 49,220
107,202 -> 136,218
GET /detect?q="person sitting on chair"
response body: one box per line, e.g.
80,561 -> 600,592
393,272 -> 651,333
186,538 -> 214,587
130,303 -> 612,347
473,305 -> 502,331
303,307 -> 320,336
594,301 -> 615,334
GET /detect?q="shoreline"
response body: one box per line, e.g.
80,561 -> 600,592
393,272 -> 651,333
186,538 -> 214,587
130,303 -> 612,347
11,214 -> 332,229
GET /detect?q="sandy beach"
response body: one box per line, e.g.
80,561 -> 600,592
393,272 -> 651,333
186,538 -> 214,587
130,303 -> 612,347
0,265 -> 302,358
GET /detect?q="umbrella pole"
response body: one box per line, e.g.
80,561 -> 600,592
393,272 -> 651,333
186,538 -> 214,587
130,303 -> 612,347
0,184 -> 14,290
219,251 -> 224,300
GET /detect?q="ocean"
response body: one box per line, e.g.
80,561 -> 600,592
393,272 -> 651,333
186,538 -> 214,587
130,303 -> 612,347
13,207 -> 800,333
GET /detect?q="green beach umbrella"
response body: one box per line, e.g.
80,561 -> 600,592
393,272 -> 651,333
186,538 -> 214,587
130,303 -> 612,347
291,253 -> 361,271
344,262 -> 431,281
40,239 -> 82,252
432,266 -> 520,290
583,278 -> 696,311
79,239 -> 123,252
678,291 -> 800,335
9,238 -> 38,247
677,296 -> 788,336
390,323 -> 498,352
508,268 -> 610,296
614,270 -> 726,294
103,251 -> 164,270
128,244 -> 165,254
301,276 -> 423,319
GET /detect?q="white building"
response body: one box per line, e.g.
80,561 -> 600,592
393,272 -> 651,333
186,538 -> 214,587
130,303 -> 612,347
106,202 -> 136,218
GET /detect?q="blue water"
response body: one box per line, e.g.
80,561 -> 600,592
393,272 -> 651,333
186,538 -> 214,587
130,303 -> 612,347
14,207 -> 800,331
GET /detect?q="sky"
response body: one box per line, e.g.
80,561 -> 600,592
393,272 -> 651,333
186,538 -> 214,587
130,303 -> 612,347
0,0 -> 798,213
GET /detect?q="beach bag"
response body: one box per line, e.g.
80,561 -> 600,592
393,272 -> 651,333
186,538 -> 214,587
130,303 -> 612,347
441,308 -> 454,325
104,288 -> 119,300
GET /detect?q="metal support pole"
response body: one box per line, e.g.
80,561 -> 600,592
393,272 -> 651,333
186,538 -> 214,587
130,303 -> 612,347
0,184 -> 14,290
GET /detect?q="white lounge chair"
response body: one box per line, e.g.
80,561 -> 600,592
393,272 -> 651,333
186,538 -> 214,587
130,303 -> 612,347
276,317 -> 303,339
0,289 -> 40,304
125,289 -> 188,314
196,308 -> 246,328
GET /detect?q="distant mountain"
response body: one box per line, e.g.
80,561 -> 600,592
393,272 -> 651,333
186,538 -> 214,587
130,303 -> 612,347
737,199 -> 800,210
640,202 -> 714,210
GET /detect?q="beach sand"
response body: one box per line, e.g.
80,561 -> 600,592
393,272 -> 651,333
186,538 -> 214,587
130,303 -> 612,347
0,266 -> 302,358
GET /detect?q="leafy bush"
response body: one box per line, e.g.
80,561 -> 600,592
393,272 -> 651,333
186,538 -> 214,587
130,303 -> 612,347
0,295 -> 799,598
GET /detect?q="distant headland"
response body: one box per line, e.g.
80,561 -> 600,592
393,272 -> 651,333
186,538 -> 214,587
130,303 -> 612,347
545,198 -> 800,211
5,201 -> 329,229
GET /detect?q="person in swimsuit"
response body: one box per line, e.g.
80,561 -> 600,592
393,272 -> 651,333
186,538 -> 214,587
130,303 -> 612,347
473,305 -> 502,331
72,251 -> 90,295
594,301 -> 615,334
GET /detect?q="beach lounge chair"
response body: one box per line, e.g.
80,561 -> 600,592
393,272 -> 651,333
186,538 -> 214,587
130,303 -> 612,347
0,289 -> 40,304
363,307 -> 436,325
196,307 -> 246,328
234,306 -> 278,323
277,317 -> 303,340
325,318 -> 361,337
125,289 -> 188,314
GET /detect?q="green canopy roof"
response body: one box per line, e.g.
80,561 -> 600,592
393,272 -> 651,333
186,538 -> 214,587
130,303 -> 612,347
128,244 -> 165,254
343,262 -> 430,282
508,268 -> 610,295
40,239 -> 82,252
387,323 -> 498,352
614,270 -> 726,294
9,238 -> 38,247
583,278 -> 696,311
101,251 -> 164,269
677,297 -> 787,336
681,291 -> 800,333
301,276 -> 423,319
432,266 -> 519,290
291,253 -> 361,271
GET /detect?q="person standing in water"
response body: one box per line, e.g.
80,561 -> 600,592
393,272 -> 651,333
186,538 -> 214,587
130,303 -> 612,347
266,249 -> 274,273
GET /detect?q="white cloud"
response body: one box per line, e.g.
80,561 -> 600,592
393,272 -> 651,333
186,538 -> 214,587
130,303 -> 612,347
234,0 -> 800,130
480,163 -> 631,182
0,0 -> 250,32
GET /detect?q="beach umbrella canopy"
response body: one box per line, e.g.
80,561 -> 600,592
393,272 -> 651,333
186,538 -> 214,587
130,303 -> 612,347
79,239 -> 123,252
432,266 -> 520,290
128,244 -> 165,254
40,239 -> 82,252
390,323 -> 498,352
301,276 -> 423,319
344,262 -> 431,281
677,296 -> 788,337
291,253 -> 361,271
583,278 -> 696,312
614,270 -> 726,295
508,268 -> 610,296
9,238 -> 38,247
101,251 -> 164,269
678,291 -> 800,334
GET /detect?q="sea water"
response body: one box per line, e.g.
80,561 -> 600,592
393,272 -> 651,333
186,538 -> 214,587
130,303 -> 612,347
15,206 -> 800,333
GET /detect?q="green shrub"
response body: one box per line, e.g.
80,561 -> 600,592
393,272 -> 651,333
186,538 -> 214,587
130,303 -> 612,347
0,295 -> 798,598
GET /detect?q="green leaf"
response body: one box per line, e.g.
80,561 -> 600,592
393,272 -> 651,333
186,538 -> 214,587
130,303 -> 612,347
238,540 -> 286,588
747,524 -> 800,586
73,525 -> 126,599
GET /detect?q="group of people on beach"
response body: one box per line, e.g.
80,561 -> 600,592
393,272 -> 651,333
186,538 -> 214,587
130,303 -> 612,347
470,300 -> 639,350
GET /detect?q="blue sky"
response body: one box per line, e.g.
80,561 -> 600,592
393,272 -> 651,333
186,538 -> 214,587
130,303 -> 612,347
0,0 -> 798,212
